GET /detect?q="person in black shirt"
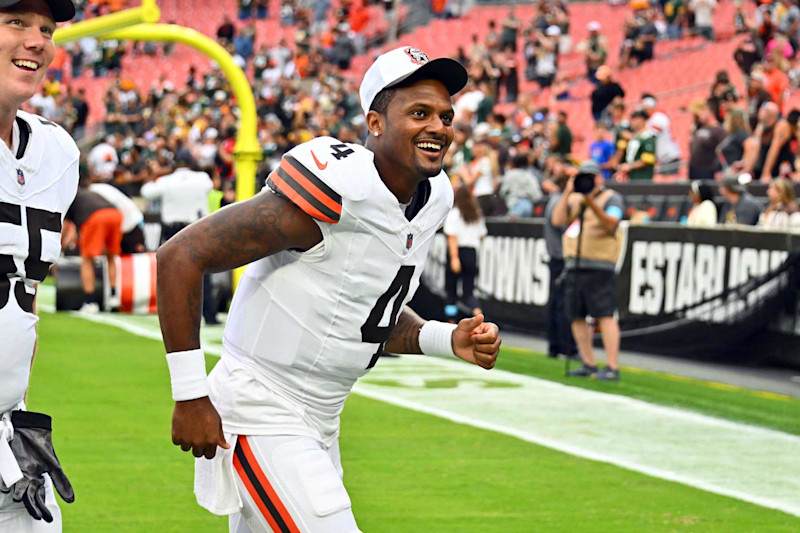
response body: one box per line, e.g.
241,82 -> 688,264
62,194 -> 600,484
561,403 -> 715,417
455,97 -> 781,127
500,8 -> 521,52
590,65 -> 625,122
72,87 -> 89,135
688,101 -> 726,180
216,14 -> 235,44
631,14 -> 658,65
715,108 -> 751,174
707,70 -> 738,123
748,102 -> 794,180
734,32 -> 763,77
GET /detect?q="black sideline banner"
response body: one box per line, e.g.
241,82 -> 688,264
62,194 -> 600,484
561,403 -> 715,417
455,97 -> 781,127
413,221 -> 800,368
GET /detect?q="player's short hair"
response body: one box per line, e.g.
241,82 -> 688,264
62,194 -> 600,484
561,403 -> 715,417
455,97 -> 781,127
369,87 -> 397,115
368,75 -> 426,116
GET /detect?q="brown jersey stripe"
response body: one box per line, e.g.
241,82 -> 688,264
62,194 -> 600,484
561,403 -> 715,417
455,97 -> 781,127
234,437 -> 301,533
268,171 -> 339,224
273,167 -> 341,222
276,166 -> 341,221
279,158 -> 342,216
282,155 -> 342,212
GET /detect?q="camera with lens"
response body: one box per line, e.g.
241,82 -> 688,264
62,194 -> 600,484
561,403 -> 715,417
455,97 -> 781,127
573,172 -> 596,194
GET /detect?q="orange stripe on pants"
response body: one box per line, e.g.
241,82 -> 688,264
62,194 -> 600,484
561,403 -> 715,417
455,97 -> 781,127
233,436 -> 301,533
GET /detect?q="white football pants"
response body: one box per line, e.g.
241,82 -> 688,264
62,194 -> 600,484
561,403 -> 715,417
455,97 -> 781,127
230,435 -> 362,533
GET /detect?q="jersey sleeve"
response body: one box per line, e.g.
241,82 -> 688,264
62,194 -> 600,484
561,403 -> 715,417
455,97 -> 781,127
267,140 -> 344,224
640,135 -> 657,165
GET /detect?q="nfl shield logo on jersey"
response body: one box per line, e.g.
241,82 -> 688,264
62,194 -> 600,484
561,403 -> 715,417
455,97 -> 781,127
16,168 -> 25,186
406,233 -> 413,249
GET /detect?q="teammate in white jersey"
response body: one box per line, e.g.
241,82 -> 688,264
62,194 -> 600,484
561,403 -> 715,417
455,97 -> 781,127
0,0 -> 78,531
157,47 -> 502,532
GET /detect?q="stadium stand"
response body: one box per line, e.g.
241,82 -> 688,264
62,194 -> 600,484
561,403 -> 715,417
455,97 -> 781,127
35,0 -> 800,231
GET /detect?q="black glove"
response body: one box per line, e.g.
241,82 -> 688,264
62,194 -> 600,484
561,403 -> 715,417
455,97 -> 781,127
1,411 -> 74,522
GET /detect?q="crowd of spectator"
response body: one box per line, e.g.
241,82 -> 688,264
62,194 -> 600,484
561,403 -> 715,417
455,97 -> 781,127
20,0 -> 800,252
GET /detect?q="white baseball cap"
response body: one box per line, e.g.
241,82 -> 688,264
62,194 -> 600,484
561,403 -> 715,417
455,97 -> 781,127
587,21 -> 601,31
359,46 -> 468,116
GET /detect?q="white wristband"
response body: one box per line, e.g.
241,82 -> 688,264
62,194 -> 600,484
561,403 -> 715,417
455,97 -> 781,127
419,321 -> 458,358
166,349 -> 210,401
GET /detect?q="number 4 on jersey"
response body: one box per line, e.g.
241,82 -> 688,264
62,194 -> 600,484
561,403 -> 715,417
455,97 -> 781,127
330,144 -> 354,160
361,266 -> 414,369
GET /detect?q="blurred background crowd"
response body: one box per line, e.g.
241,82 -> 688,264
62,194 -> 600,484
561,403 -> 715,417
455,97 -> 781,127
28,0 -> 800,242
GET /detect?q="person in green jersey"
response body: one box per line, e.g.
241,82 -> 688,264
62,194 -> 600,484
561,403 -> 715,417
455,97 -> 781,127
615,108 -> 656,181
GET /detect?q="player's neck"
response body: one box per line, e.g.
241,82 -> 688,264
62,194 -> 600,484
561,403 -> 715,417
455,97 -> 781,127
0,105 -> 16,151
370,148 -> 419,204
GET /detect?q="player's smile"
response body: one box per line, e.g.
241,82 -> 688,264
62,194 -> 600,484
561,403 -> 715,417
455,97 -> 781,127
414,138 -> 445,158
12,58 -> 41,72
0,0 -> 55,110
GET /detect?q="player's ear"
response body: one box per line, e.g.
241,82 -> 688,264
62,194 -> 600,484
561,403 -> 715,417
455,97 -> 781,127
366,110 -> 384,138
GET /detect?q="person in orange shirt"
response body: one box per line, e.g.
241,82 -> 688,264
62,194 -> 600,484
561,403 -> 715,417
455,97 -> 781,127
348,0 -> 370,33
762,56 -> 789,111
47,44 -> 66,82
430,0 -> 447,17
107,0 -> 125,12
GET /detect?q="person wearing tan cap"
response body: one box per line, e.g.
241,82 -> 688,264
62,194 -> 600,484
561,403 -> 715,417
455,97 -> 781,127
0,0 -> 79,530
577,20 -> 607,81
156,47 -> 501,531
590,65 -> 625,122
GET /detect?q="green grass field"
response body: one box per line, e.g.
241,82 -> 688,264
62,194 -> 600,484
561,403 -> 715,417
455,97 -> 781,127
28,310 -> 800,532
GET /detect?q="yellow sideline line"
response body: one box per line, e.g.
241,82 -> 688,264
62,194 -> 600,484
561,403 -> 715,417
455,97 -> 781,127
501,346 -> 795,403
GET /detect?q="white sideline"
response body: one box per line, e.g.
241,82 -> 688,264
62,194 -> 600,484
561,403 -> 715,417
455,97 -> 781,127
356,356 -> 800,517
39,286 -> 800,518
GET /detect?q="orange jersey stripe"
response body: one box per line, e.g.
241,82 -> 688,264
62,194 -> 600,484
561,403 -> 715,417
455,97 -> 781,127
238,436 -> 301,533
280,158 -> 342,216
269,171 -> 338,224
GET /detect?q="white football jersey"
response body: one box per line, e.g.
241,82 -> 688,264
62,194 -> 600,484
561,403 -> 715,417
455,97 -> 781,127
215,136 -> 453,445
0,111 -> 79,413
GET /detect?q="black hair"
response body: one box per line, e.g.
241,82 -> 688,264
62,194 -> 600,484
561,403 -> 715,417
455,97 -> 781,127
369,87 -> 398,115
78,163 -> 91,188
692,181 -> 714,202
787,108 -> 800,127
511,153 -> 529,168
696,182 -> 715,203
492,112 -> 506,125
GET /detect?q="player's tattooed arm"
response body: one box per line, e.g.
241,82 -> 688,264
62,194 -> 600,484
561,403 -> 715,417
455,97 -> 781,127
156,190 -> 322,352
384,306 -> 425,355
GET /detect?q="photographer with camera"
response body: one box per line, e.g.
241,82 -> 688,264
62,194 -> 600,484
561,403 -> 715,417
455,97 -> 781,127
551,161 -> 624,381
